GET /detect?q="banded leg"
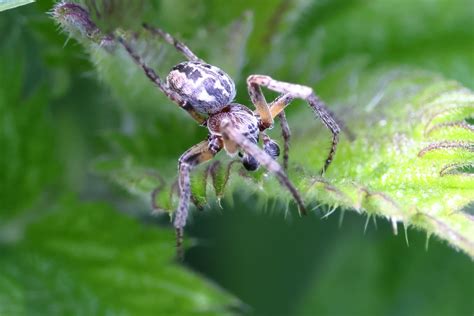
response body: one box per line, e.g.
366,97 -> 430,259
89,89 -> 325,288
247,75 -> 341,174
175,139 -> 221,260
247,87 -> 293,169
143,23 -> 203,62
278,111 -> 291,171
269,93 -> 294,118
117,37 -> 206,124
268,92 -> 354,166
269,93 -> 294,171
261,133 -> 281,160
247,80 -> 273,130
269,93 -> 352,167
220,119 -> 306,216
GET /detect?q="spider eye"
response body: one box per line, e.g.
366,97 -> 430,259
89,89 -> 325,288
242,154 -> 259,171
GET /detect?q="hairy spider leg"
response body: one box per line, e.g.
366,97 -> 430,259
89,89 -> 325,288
248,84 -> 294,170
175,139 -> 221,260
142,23 -> 203,62
261,132 -> 281,160
268,93 -> 353,170
277,111 -> 291,171
220,119 -> 307,216
269,93 -> 294,118
117,37 -> 206,124
269,93 -> 294,171
247,81 -> 273,129
247,75 -> 341,174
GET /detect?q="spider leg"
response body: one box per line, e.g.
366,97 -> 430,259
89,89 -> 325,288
269,93 -> 294,118
117,37 -> 206,124
247,85 -> 294,170
143,23 -> 203,62
277,111 -> 291,171
247,80 -> 273,130
268,93 -> 294,171
247,75 -> 341,174
261,133 -> 280,160
269,93 -> 353,167
220,119 -> 306,216
175,139 -> 221,260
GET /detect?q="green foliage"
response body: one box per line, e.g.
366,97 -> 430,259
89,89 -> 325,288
1,3 -> 239,314
0,198 -> 239,315
54,0 -> 473,257
293,218 -> 474,316
189,204 -> 474,316
0,21 -> 60,220
297,67 -> 474,258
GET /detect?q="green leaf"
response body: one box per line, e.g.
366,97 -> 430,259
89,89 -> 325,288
0,25 -> 60,219
50,1 -> 473,259
291,67 -> 474,258
95,66 -> 474,259
0,198 -> 240,315
264,0 -> 474,89
0,0 -> 34,12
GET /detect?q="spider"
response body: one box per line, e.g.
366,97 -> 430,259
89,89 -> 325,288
118,24 -> 341,259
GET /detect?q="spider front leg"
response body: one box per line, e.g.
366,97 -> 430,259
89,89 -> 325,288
248,81 -> 294,170
247,80 -> 273,130
117,37 -> 206,125
175,138 -> 221,260
142,23 -> 203,62
269,93 -> 294,171
269,93 -> 352,169
220,119 -> 306,216
277,111 -> 291,171
247,75 -> 341,174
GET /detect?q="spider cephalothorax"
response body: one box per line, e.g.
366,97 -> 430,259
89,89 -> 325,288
118,24 -> 342,259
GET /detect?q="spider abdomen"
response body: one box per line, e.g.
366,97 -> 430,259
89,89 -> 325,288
167,61 -> 236,114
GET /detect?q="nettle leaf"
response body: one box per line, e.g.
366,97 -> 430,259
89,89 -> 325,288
97,66 -> 474,259
0,24 -> 60,220
0,198 -> 240,315
0,0 -> 34,12
190,166 -> 210,211
288,67 -> 474,258
50,1 -> 473,259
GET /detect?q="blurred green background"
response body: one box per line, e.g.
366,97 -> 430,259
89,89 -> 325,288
1,0 -> 473,315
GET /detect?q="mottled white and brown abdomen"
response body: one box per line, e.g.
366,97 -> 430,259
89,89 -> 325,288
167,61 -> 236,114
